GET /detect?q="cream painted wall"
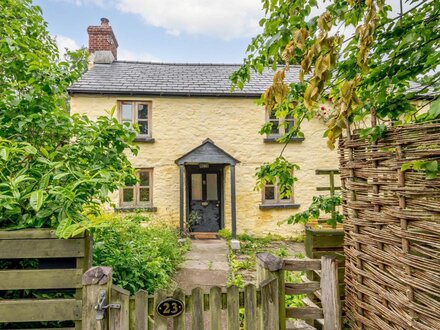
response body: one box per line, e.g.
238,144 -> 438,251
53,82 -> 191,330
70,95 -> 340,237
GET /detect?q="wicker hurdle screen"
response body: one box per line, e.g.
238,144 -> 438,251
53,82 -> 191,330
338,121 -> 440,330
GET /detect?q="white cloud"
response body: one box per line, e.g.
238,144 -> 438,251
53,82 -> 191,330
55,0 -> 106,6
55,35 -> 80,58
118,49 -> 161,62
115,0 -> 264,40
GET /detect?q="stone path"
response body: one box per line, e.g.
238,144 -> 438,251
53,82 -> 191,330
173,239 -> 229,293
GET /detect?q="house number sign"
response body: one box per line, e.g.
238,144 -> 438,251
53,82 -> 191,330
156,298 -> 184,317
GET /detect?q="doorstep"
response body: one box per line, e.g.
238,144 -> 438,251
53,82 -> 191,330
190,232 -> 219,240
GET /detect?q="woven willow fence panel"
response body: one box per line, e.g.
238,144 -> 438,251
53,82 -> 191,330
339,121 -> 440,330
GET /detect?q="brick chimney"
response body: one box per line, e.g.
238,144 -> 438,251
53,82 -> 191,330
87,18 -> 118,60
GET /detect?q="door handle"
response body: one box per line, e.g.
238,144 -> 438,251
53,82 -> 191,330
201,201 -> 209,206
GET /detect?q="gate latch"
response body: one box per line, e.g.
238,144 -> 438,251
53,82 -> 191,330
95,290 -> 121,320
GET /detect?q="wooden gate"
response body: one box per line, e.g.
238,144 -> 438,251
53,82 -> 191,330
81,254 -> 341,330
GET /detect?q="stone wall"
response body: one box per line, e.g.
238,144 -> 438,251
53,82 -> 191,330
70,94 -> 340,236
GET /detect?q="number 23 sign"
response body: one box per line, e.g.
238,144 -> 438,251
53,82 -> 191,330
156,298 -> 184,317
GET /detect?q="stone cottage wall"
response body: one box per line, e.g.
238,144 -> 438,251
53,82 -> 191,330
70,95 -> 339,237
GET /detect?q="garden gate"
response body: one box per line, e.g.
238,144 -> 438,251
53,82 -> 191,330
81,253 -> 341,330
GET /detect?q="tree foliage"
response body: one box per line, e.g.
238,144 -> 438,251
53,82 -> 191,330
233,0 -> 439,193
286,195 -> 343,228
0,0 -> 137,237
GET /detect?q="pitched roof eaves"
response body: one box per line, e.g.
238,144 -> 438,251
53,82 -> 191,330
68,89 -> 262,98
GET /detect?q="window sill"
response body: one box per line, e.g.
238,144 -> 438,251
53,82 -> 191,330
115,207 -> 157,212
259,203 -> 301,210
134,137 -> 155,143
263,137 -> 305,143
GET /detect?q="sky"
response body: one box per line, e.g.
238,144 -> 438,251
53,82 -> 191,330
33,0 -> 266,63
33,0 -> 407,64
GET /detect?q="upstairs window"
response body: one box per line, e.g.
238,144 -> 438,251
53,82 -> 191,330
119,101 -> 152,137
120,169 -> 153,207
267,109 -> 295,137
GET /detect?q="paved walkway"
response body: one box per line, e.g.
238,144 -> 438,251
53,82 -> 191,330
173,239 -> 229,293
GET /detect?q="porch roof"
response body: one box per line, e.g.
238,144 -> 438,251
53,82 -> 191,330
175,139 -> 239,165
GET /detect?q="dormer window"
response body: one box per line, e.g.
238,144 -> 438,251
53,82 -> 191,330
118,101 -> 152,139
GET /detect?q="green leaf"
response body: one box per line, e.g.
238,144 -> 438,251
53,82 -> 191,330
29,190 -> 44,212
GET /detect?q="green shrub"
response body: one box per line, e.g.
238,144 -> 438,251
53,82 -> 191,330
92,214 -> 189,294
0,0 -> 137,237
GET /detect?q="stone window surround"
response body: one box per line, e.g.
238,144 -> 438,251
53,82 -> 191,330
119,168 -> 153,209
118,100 -> 153,139
261,176 -> 296,208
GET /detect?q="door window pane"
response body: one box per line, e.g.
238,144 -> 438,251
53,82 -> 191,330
123,188 -> 134,202
139,188 -> 150,202
191,174 -> 203,200
206,174 -> 218,200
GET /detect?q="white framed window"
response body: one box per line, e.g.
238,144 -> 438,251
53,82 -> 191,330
120,169 -> 153,207
118,101 -> 152,137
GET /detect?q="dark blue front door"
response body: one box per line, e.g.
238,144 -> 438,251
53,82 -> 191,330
188,168 -> 222,232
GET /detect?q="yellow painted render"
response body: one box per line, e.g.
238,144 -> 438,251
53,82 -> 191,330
70,95 -> 340,237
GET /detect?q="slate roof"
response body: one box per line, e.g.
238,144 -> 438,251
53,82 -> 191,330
68,61 -> 301,97
175,138 -> 239,165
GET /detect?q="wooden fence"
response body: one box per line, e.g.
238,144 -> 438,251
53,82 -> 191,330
339,120 -> 440,329
82,253 -> 341,330
0,229 -> 92,329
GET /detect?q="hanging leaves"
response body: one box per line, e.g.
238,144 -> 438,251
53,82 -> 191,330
232,0 -> 439,149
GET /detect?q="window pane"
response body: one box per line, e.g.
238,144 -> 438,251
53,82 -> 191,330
138,104 -> 148,119
286,119 -> 295,133
264,186 -> 275,200
206,174 -> 218,200
281,193 -> 291,200
123,188 -> 134,202
191,174 -> 202,200
121,103 -> 133,121
270,120 -> 279,135
139,188 -> 150,202
139,171 -> 150,186
138,121 -> 148,135
269,110 -> 277,120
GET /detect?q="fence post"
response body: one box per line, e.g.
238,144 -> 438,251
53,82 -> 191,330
82,266 -> 113,330
321,256 -> 341,330
256,253 -> 285,330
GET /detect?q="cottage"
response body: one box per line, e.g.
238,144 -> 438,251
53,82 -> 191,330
68,19 -> 340,241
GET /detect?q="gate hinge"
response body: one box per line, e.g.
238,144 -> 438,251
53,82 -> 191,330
95,290 -> 121,320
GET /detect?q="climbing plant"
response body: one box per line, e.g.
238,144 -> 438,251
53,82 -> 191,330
232,0 -> 440,191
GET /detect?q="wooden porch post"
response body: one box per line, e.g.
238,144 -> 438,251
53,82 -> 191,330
230,164 -> 237,240
179,164 -> 184,235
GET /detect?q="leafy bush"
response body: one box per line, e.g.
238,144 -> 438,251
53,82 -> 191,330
0,0 -> 137,237
287,195 -> 343,228
92,215 -> 189,294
